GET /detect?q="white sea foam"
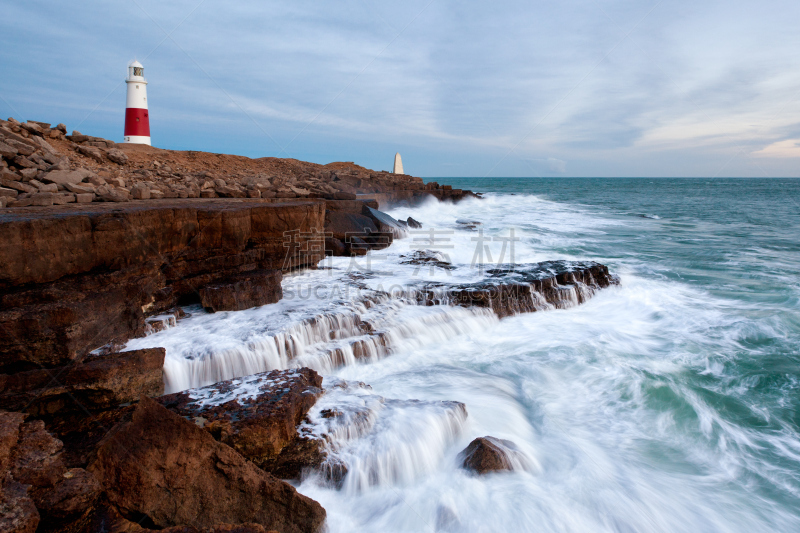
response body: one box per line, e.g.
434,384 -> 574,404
125,188 -> 800,532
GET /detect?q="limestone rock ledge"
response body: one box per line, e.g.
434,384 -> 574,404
0,348 -> 165,415
0,199 -> 325,373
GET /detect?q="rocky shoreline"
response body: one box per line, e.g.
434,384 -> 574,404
0,118 -> 619,533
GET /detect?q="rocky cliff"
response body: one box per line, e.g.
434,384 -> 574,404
0,117 -> 476,209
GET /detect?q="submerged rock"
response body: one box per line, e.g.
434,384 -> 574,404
459,436 -> 528,474
400,250 -> 455,271
455,218 -> 482,230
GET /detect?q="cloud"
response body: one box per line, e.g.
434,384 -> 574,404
752,139 -> 800,158
1,0 -> 800,176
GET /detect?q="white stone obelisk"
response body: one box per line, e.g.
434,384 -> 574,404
393,152 -> 404,174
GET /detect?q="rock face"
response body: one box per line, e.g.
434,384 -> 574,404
159,368 -> 324,478
0,348 -> 165,415
89,397 -> 326,533
362,205 -> 408,237
199,270 -> 282,313
0,479 -> 40,533
459,437 -> 523,474
90,504 -> 277,533
323,203 -> 402,255
0,411 -> 101,533
414,260 -> 619,318
0,200 -> 324,372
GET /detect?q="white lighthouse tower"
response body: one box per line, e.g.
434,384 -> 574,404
123,60 -> 151,145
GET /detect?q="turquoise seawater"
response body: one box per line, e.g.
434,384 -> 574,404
131,177 -> 800,531
437,177 -> 800,522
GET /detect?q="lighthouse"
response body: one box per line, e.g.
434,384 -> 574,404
123,60 -> 151,145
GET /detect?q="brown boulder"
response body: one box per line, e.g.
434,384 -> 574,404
0,348 -> 165,415
11,420 -> 66,488
89,397 -> 326,532
324,237 -> 346,257
96,186 -> 131,202
0,141 -> 18,158
159,368 -> 324,477
0,413 -> 100,533
30,192 -> 54,207
0,187 -> 18,199
33,468 -> 101,533
199,269 -> 282,313
0,179 -> 36,194
459,436 -> 525,474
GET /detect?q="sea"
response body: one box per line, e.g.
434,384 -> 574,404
126,177 -> 800,532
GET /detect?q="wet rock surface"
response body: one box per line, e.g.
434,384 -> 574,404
459,436 -> 527,474
89,397 -> 326,533
159,368 -> 325,478
413,260 -> 619,318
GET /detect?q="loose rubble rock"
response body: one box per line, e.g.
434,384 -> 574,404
0,117 -> 477,209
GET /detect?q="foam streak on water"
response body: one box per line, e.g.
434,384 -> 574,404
128,179 -> 800,532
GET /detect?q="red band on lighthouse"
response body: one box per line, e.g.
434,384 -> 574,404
124,108 -> 150,137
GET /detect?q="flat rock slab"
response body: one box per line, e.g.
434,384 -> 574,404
159,368 -> 324,471
0,199 -> 325,371
362,205 -> 407,236
414,260 -> 619,318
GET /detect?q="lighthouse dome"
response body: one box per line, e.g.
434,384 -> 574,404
127,60 -> 145,81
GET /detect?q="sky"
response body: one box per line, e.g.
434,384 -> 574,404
1,0 -> 799,177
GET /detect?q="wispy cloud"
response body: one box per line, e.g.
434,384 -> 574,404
1,0 -> 799,176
